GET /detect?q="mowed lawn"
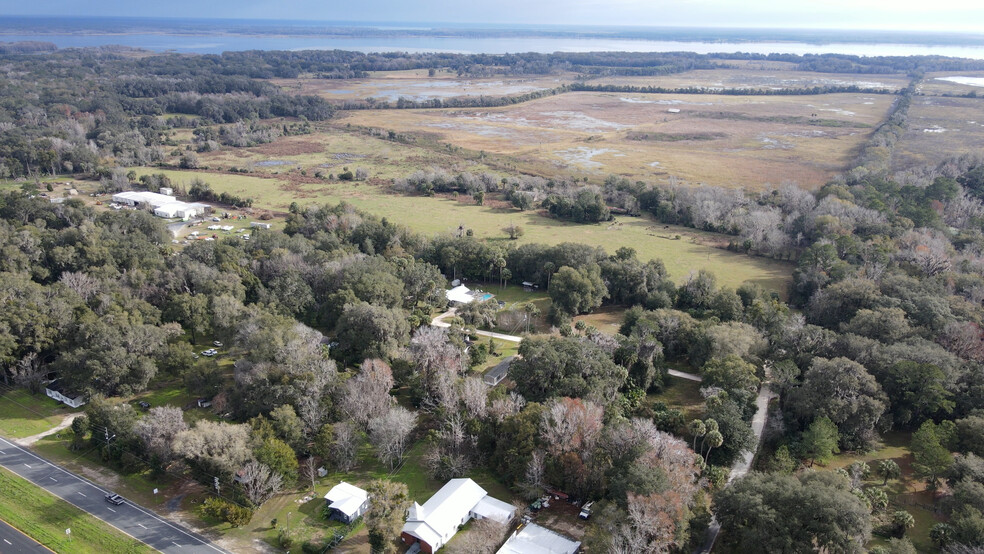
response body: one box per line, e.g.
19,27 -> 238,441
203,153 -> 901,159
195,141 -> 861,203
0,466 -> 153,553
0,388 -> 78,439
221,439 -> 519,551
131,168 -> 792,294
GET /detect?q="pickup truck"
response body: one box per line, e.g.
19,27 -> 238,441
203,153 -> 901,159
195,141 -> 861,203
105,493 -> 125,506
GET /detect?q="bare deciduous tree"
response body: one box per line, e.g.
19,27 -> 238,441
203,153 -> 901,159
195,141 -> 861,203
460,376 -> 488,419
489,392 -> 526,422
59,271 -> 101,301
300,455 -> 318,493
174,421 -> 253,477
338,358 -> 395,429
134,406 -> 188,464
368,406 -> 417,469
521,451 -> 546,500
422,414 -> 475,481
409,326 -> 466,410
331,421 -> 360,472
238,460 -> 283,506
540,397 -> 604,457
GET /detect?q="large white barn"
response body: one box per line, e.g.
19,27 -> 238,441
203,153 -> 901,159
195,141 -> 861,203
112,191 -> 209,220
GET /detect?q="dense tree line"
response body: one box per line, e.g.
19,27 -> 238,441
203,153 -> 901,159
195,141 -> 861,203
0,49 -> 333,178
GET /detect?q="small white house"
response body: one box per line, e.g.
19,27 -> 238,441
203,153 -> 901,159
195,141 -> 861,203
324,482 -> 370,524
250,222 -> 272,229
160,187 -> 174,196
44,380 -> 86,408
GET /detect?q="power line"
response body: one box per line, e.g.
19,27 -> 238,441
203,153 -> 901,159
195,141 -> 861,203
0,385 -> 250,508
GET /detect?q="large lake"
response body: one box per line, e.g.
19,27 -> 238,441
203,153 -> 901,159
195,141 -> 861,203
4,32 -> 984,58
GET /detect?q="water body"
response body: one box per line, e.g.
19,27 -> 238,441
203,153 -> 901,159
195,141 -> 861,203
4,32 -> 984,58
3,17 -> 984,58
937,76 -> 984,87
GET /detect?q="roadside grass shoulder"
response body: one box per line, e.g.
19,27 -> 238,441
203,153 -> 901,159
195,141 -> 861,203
0,465 -> 153,553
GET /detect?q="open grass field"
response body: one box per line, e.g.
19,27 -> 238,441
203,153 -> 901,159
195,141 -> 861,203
131,167 -> 792,293
0,388 -> 79,439
190,123 -> 502,182
918,72 -> 984,96
893,95 -> 984,170
269,70 -> 570,103
0,465 -> 153,553
338,91 -> 892,188
588,67 -> 909,92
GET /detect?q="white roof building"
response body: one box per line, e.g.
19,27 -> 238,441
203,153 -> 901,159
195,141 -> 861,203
113,191 -> 209,219
446,285 -> 475,305
402,478 -> 515,553
497,523 -> 581,554
324,481 -> 369,524
113,191 -> 179,208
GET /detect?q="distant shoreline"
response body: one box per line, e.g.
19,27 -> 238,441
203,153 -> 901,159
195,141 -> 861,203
2,16 -> 984,46
2,16 -> 984,57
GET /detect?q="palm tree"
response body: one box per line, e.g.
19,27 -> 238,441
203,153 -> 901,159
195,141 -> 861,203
703,430 -> 723,465
892,510 -> 915,536
878,459 -> 901,486
689,419 -> 706,452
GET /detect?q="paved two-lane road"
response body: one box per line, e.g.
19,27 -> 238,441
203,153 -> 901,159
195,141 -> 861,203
0,436 -> 228,554
0,518 -> 50,552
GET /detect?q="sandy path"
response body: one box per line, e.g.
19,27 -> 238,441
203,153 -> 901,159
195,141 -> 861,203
15,413 -> 80,446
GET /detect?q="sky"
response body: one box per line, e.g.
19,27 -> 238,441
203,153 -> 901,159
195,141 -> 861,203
3,0 -> 984,33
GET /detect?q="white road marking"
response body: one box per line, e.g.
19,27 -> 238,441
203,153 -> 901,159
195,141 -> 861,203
0,450 -> 6,454
107,507 -> 116,513
78,492 -> 86,497
23,463 -> 31,468
138,523 -> 148,529
3,539 -> 12,545
173,541 -> 182,548
49,476 -> 57,481
0,438 -> 227,552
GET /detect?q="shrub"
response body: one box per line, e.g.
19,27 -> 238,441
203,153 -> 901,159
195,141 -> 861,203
199,497 -> 254,527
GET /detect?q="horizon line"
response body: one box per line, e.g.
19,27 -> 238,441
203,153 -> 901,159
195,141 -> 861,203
1,15 -> 983,36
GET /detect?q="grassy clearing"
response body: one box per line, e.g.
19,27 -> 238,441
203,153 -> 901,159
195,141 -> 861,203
573,305 -> 627,336
590,68 -> 909,92
339,91 -> 893,189
131,167 -> 792,294
0,388 -> 78,439
0,466 -> 153,553
652,373 -> 706,421
894,95 -> 984,170
821,431 -> 942,552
